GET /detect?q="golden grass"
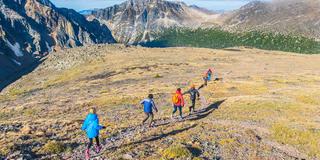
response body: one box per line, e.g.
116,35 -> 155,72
90,94 -> 142,106
271,123 -> 320,158
295,94 -> 320,105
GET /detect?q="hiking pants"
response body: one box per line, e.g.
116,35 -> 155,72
87,136 -> 100,149
203,77 -> 208,86
173,105 -> 183,117
143,112 -> 154,125
189,99 -> 196,112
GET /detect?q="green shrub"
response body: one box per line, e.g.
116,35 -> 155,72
161,144 -> 192,159
154,74 -> 163,78
40,141 -> 65,154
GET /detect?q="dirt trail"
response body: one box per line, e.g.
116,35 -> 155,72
64,92 -> 213,159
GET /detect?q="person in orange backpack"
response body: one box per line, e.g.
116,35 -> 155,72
171,88 -> 185,120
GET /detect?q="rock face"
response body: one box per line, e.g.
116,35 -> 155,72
89,0 -> 215,44
221,0 -> 320,39
0,0 -> 115,82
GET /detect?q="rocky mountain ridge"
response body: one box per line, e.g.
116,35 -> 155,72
0,0 -> 115,84
88,0 -> 217,43
220,0 -> 320,39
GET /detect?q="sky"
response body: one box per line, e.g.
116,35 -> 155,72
51,0 -> 270,12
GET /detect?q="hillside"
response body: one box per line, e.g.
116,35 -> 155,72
144,28 -> 320,54
0,0 -> 115,84
87,0 -> 218,44
220,0 -> 320,40
0,44 -> 320,159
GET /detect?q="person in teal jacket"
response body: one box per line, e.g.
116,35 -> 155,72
82,108 -> 105,160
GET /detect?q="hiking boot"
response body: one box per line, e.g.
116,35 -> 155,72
171,114 -> 174,120
95,145 -> 101,153
85,149 -> 90,160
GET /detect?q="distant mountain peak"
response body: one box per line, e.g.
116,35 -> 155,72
89,0 -> 217,43
222,0 -> 320,39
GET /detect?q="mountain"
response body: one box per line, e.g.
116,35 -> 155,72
88,0 -> 217,44
220,0 -> 320,39
189,5 -> 216,15
0,0 -> 115,84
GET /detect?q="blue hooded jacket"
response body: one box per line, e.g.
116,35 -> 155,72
81,113 -> 103,138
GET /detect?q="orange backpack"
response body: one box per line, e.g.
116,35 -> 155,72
172,93 -> 179,104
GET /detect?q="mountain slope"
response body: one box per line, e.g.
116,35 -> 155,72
220,0 -> 320,39
1,45 -> 320,159
88,0 -> 217,44
0,0 -> 115,83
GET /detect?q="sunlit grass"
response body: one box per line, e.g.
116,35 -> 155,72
271,123 -> 320,158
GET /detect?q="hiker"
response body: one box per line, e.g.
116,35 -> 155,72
199,68 -> 213,90
183,84 -> 200,115
172,88 -> 185,119
207,68 -> 213,81
82,107 -> 106,160
140,94 -> 158,127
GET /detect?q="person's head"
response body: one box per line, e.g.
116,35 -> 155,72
191,84 -> 195,89
148,94 -> 154,99
89,107 -> 96,114
177,88 -> 181,92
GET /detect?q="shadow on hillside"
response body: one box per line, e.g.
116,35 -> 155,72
107,124 -> 197,151
106,100 -> 225,151
0,58 -> 45,91
188,99 -> 225,121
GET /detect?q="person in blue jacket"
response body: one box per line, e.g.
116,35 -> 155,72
140,94 -> 158,127
82,107 -> 105,160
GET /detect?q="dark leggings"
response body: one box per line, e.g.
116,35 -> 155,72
87,136 -> 100,149
189,100 -> 196,112
172,105 -> 182,117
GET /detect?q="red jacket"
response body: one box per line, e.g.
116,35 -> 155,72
174,90 -> 185,107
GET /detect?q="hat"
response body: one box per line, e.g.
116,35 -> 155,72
89,108 -> 96,114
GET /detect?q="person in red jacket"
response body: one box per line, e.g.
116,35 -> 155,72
171,88 -> 185,119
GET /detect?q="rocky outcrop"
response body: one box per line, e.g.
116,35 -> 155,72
220,0 -> 320,39
88,0 -> 216,44
0,0 -> 115,83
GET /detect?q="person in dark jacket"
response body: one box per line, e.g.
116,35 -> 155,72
82,108 -> 105,160
140,94 -> 158,127
183,84 -> 200,114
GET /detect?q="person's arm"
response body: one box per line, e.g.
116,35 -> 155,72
81,116 -> 88,130
152,100 -> 158,112
182,91 -> 188,95
140,99 -> 145,108
196,90 -> 200,100
180,95 -> 185,107
95,117 -> 104,130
